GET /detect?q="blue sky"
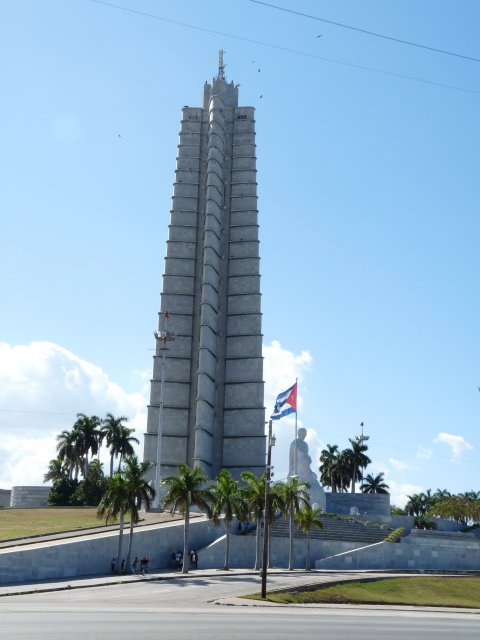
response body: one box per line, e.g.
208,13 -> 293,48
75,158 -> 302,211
1,0 -> 479,506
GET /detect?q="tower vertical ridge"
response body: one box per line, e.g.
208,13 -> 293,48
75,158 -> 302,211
144,64 -> 265,481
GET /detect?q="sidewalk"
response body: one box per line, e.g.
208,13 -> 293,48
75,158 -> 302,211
0,567 -> 260,597
0,568 -> 479,615
0,566 -> 375,598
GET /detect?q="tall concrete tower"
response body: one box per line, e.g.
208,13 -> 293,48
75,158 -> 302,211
143,54 -> 265,482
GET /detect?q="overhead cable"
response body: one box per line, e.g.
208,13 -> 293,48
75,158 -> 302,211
249,0 -> 480,63
88,0 -> 480,95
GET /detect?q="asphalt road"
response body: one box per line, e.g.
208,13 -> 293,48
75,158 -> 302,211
1,574 -> 478,640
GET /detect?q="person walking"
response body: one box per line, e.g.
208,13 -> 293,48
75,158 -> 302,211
174,550 -> 182,570
141,555 -> 150,575
189,549 -> 198,569
132,556 -> 139,574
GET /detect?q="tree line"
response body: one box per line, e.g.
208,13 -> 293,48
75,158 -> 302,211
44,413 -> 326,573
318,436 -> 389,495
100,462 -> 323,576
397,489 -> 480,527
44,413 -> 139,506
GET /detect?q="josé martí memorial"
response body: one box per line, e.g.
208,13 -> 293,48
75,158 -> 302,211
0,56 -> 478,584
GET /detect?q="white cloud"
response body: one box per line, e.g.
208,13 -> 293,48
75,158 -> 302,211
435,432 -> 473,461
0,340 -> 313,490
388,458 -> 410,471
416,446 -> 433,460
263,339 -> 312,416
263,340 -> 313,481
0,342 -> 148,489
387,479 -> 424,509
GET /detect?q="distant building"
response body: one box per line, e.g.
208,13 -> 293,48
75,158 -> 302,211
143,53 -> 265,481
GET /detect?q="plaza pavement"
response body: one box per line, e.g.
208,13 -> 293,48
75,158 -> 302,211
1,516 -> 479,614
0,565 -> 479,616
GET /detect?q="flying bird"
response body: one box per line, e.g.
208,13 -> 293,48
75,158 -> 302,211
316,34 -> 322,38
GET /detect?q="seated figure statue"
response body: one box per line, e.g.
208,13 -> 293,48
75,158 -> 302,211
289,427 -> 326,510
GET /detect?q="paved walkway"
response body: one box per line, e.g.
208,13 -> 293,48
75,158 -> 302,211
1,566 -> 479,616
0,566 -> 254,597
0,567 -> 425,597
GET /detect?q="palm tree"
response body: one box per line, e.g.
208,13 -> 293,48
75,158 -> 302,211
122,455 -> 155,570
360,472 -> 390,494
459,490 -> 480,502
319,444 -> 339,492
266,481 -> 286,567
56,429 -> 82,480
162,464 -> 214,574
433,488 -> 452,504
331,449 -> 351,492
72,413 -> 103,478
240,471 -> 266,571
278,476 -> 310,570
114,426 -> 140,472
101,413 -> 129,476
294,505 -> 323,570
97,472 -> 129,573
210,469 -> 242,570
43,458 -> 67,484
345,438 -> 371,493
405,493 -> 426,516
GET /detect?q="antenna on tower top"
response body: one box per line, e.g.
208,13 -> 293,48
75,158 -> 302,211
218,49 -> 225,78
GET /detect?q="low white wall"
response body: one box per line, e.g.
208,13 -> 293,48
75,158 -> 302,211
0,490 -> 11,508
0,518 -> 224,585
3,519 -> 479,585
326,492 -> 390,516
315,538 -> 480,572
199,534 -> 365,570
10,486 -> 50,508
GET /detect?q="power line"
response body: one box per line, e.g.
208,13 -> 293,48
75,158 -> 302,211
249,0 -> 480,64
87,0 -> 480,95
0,409 -> 77,416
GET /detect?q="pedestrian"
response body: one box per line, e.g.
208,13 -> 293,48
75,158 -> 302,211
141,554 -> 149,575
132,556 -> 139,574
111,557 -> 116,574
189,549 -> 198,569
121,558 -> 125,574
174,550 -> 182,570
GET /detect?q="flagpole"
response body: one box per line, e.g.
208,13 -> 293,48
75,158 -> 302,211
294,377 -> 298,477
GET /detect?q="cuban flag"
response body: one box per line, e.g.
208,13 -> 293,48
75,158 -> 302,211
271,382 -> 297,420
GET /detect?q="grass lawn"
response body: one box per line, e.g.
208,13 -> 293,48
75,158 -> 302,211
249,577 -> 480,608
0,508 -> 122,541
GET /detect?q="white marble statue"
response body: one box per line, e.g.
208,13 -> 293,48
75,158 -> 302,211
289,427 -> 326,510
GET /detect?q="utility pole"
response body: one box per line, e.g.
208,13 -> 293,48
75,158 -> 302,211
261,420 -> 274,599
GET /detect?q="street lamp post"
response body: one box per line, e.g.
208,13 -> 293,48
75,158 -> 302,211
152,318 -> 175,510
261,419 -> 275,599
357,421 -> 369,488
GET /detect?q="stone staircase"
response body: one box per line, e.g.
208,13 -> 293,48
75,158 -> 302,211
247,515 -> 390,544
